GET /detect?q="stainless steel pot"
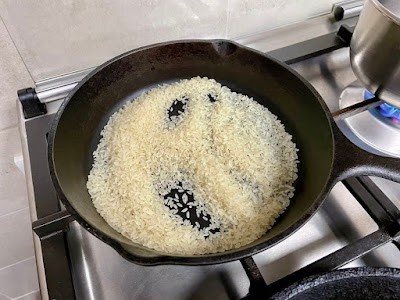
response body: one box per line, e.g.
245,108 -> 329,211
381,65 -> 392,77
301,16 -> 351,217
350,0 -> 400,108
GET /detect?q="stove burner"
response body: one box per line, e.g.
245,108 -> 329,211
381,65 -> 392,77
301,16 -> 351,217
364,90 -> 400,123
379,103 -> 400,123
338,81 -> 400,158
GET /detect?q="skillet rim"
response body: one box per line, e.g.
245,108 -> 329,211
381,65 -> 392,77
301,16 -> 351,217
48,39 -> 335,265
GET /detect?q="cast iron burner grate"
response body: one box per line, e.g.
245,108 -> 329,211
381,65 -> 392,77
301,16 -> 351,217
240,175 -> 400,299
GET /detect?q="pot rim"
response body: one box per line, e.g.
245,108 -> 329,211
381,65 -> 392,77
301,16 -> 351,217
369,0 -> 400,25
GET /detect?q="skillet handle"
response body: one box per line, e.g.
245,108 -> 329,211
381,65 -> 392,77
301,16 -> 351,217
331,120 -> 400,184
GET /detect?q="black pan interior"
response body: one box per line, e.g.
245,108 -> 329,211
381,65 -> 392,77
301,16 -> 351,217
50,41 -> 334,260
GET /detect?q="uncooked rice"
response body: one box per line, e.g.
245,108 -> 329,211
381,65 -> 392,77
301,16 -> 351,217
87,77 -> 298,255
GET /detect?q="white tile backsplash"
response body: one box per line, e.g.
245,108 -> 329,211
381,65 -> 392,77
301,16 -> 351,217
0,0 -> 340,82
0,18 -> 32,130
0,208 -> 35,269
227,0 -> 339,38
14,291 -> 40,300
0,0 -> 227,81
0,257 -> 38,299
0,16 -> 38,300
0,127 -> 29,217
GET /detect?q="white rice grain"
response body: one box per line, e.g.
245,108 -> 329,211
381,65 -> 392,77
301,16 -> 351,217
87,77 -> 298,255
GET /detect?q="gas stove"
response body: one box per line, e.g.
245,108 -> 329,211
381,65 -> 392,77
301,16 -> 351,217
17,19 -> 400,300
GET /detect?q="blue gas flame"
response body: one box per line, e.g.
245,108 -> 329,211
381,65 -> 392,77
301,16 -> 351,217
364,90 -> 400,122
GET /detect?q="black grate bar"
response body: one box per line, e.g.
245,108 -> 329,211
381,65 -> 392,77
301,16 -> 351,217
358,176 -> 400,224
41,232 -> 76,299
33,210 -> 73,239
265,229 -> 393,296
268,32 -> 346,65
332,97 -> 383,121
268,25 -> 353,65
343,178 -> 398,227
240,257 -> 268,297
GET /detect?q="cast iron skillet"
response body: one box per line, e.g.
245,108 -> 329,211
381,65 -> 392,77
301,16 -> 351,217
271,267 -> 400,299
48,40 -> 400,265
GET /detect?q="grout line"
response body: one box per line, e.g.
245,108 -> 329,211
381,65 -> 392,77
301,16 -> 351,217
0,207 -> 28,220
0,16 -> 35,85
0,292 -> 11,299
0,256 -> 34,273
13,290 -> 39,300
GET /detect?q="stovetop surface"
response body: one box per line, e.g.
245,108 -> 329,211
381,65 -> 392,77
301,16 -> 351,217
21,45 -> 400,299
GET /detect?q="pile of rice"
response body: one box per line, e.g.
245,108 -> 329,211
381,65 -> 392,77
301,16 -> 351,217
87,77 -> 298,255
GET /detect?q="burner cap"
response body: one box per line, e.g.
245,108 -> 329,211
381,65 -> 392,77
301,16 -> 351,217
338,81 -> 400,158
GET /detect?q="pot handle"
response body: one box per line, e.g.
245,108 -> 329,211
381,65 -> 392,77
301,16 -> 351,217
330,99 -> 400,184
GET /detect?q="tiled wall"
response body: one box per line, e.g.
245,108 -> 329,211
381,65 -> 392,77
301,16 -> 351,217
0,17 -> 40,299
227,0 -> 338,37
0,0 -> 339,82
